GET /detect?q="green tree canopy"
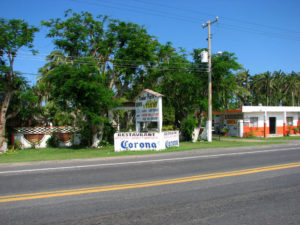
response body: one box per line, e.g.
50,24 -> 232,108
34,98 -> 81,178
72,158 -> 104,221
0,18 -> 39,152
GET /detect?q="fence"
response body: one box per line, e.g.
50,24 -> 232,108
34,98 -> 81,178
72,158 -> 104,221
14,127 -> 80,149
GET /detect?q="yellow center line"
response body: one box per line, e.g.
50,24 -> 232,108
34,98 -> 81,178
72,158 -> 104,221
1,162 -> 300,203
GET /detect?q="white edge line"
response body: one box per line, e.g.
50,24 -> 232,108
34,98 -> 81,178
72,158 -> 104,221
0,147 -> 299,174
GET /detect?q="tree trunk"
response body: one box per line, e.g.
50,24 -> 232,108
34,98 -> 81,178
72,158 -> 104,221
297,90 -> 300,106
91,122 -> 104,148
192,111 -> 203,142
0,91 -> 12,153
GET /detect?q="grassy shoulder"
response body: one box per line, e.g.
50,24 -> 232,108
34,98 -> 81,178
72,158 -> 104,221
219,135 -> 300,141
0,140 -> 283,164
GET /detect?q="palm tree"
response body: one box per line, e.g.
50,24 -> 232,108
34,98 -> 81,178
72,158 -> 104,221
284,72 -> 300,106
235,69 -> 251,106
250,71 -> 274,106
272,70 -> 286,105
37,51 -> 69,101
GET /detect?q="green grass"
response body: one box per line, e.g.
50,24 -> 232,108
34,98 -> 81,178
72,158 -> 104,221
0,140 -> 283,164
218,135 -> 300,141
263,136 -> 300,140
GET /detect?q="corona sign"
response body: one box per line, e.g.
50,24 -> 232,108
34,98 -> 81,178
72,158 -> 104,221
114,131 -> 179,152
114,89 -> 180,152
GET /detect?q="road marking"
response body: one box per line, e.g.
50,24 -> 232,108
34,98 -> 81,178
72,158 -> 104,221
0,147 -> 299,174
0,161 -> 299,203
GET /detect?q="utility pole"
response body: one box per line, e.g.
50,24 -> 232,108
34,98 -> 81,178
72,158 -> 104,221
202,16 -> 218,142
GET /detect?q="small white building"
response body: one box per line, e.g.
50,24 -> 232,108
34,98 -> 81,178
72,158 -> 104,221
214,106 -> 300,137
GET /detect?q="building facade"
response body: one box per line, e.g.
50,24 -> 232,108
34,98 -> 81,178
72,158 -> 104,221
214,106 -> 300,138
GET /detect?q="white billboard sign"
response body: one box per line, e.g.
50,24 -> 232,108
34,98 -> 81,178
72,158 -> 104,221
135,92 -> 160,122
114,132 -> 163,151
164,131 -> 180,148
114,131 -> 179,152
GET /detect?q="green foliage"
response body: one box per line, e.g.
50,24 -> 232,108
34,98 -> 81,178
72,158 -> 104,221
248,71 -> 299,106
40,10 -> 162,146
181,118 -> 197,141
244,131 -> 255,138
210,51 -> 242,110
0,18 -> 39,55
79,123 -> 94,147
221,128 -> 229,133
98,140 -> 110,148
46,134 -> 60,148
162,125 -> 176,131
102,121 -> 116,144
43,102 -> 75,126
14,141 -> 23,150
0,18 -> 39,151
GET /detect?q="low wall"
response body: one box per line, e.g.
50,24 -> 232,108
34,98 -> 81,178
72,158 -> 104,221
14,127 -> 80,149
114,131 -> 179,152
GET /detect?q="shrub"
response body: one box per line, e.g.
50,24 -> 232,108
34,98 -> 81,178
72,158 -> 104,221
221,128 -> 229,133
14,141 -> 23,150
181,118 -> 197,141
244,131 -> 254,138
79,123 -> 93,147
46,134 -> 60,148
98,140 -> 110,148
162,125 -> 176,131
102,121 -> 116,145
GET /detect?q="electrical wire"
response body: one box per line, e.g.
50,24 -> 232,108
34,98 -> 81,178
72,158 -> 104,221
68,0 -> 300,41
132,0 -> 300,34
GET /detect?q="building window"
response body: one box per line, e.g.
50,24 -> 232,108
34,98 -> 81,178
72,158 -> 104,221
250,117 -> 258,127
287,117 -> 293,126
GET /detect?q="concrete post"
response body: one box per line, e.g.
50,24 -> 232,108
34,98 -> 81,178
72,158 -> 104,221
283,111 -> 286,136
158,97 -> 163,133
264,111 -> 267,138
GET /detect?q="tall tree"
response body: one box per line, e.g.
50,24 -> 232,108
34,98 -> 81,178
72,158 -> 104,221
43,58 -> 115,147
211,51 -> 242,110
40,10 -> 159,146
250,71 -> 275,106
284,72 -> 300,106
235,69 -> 251,107
0,18 -> 39,152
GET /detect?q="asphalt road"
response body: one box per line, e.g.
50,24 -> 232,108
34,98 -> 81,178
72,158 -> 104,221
0,142 -> 300,225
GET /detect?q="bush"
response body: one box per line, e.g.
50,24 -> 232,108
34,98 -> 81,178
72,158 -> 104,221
46,134 -> 60,148
221,128 -> 229,133
181,118 -> 197,141
244,131 -> 254,138
79,123 -> 93,147
102,121 -> 116,144
14,141 -> 23,150
162,125 -> 176,131
98,140 -> 110,148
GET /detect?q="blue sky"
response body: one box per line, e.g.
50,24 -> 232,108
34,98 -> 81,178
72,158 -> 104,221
1,0 -> 300,85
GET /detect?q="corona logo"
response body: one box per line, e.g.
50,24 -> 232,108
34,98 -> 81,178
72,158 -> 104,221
121,141 -> 157,149
165,140 -> 179,148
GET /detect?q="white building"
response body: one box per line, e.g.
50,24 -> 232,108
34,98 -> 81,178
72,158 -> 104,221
214,106 -> 300,137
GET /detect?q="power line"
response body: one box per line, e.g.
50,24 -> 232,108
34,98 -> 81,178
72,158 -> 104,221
130,0 -> 300,34
77,0 -> 300,39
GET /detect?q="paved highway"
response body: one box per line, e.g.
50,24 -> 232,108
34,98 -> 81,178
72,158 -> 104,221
0,142 -> 300,224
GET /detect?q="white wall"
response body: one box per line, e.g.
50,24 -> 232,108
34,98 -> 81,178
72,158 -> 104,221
243,112 -> 299,127
14,133 -> 81,149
